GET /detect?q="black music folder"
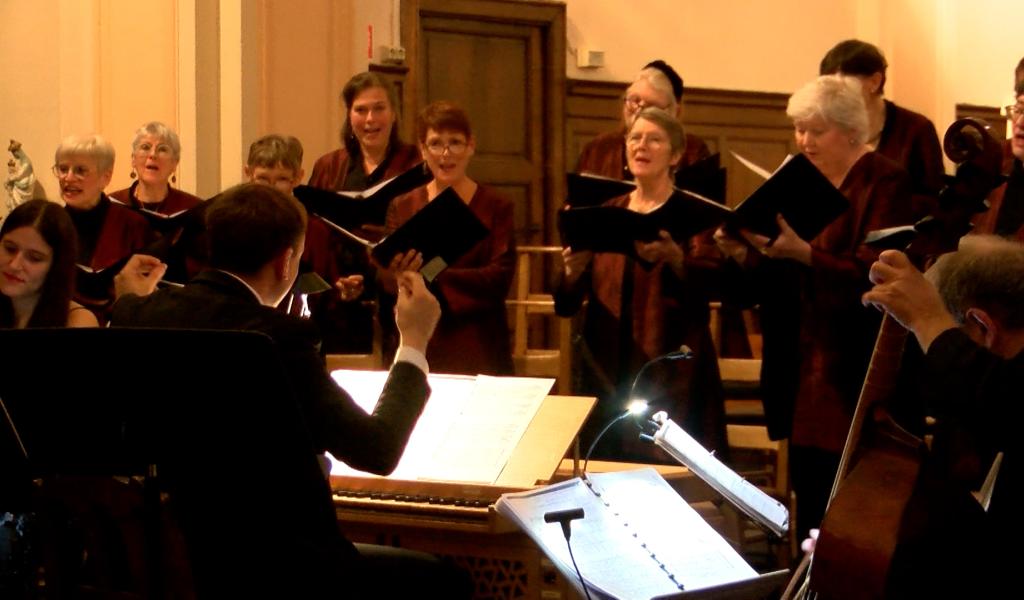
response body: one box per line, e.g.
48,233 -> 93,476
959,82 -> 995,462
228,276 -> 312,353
675,153 -> 726,203
75,234 -> 182,301
319,187 -> 488,282
566,172 -> 636,207
110,197 -> 208,234
558,188 -> 732,258
730,152 -> 849,240
293,163 -> 433,229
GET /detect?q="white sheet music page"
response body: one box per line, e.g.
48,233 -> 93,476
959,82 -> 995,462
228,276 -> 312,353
422,375 -> 551,483
654,418 -> 789,537
496,469 -> 757,599
327,370 -> 552,484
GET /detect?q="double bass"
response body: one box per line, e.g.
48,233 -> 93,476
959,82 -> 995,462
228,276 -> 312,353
784,118 -> 1004,600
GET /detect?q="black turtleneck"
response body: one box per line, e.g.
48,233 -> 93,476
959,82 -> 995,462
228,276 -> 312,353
65,194 -> 110,264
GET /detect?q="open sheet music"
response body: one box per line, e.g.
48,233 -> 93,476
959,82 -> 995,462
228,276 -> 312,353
496,468 -> 760,600
328,370 -> 554,484
653,416 -> 789,538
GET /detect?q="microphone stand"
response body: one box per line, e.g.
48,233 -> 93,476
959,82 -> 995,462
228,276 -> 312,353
582,345 -> 693,475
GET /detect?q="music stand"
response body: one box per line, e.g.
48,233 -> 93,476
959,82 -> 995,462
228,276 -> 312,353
0,328 -> 352,598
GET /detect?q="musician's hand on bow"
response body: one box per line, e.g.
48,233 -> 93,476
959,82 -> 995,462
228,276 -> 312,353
862,249 -> 957,352
800,528 -> 820,555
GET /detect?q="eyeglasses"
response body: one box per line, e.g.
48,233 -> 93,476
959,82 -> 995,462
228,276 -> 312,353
424,140 -> 468,156
52,164 -> 93,179
1005,104 -> 1024,122
134,142 -> 173,157
623,95 -> 669,113
625,132 -> 668,149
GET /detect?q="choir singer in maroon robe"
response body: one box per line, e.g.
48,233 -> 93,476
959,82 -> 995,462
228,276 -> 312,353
714,74 -> 913,541
379,101 -> 515,376
557,107 -> 727,462
109,121 -> 202,215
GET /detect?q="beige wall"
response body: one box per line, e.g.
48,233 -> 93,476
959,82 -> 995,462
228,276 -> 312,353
2,0 -> 1021,210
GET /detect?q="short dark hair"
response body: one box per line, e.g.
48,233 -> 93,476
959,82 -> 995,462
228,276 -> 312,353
0,199 -> 78,327
1015,56 -> 1024,93
205,184 -> 307,276
933,235 -> 1024,330
417,101 -> 472,143
340,72 -> 402,158
819,39 -> 888,94
247,134 -> 303,174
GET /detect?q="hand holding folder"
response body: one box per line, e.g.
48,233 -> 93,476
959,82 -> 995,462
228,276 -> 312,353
558,153 -> 850,259
317,187 -> 489,282
293,163 -> 433,230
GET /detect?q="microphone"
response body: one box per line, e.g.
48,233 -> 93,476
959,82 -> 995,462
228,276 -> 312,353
545,507 -> 592,600
583,345 -> 693,473
544,508 -> 585,541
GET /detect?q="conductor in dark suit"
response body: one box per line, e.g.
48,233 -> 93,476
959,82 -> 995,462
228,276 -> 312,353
112,183 -> 471,598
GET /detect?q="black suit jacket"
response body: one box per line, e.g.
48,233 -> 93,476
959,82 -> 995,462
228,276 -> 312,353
110,270 -> 430,596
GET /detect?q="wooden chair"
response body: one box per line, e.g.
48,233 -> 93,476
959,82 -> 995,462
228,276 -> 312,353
506,246 -> 573,394
722,424 -> 797,567
709,301 -> 765,424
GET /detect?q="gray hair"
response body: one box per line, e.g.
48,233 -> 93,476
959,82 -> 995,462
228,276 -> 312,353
930,235 -> 1024,329
131,121 -> 182,163
632,67 -> 679,115
786,75 -> 869,145
629,107 -> 685,157
54,134 -> 115,174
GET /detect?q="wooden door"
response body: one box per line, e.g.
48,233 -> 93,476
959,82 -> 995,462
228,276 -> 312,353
402,0 -> 565,246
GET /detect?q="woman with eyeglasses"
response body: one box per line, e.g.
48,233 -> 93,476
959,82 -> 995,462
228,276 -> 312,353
52,134 -> 153,319
307,72 -> 423,355
973,84 -> 1024,242
576,60 -> 710,184
379,101 -> 515,376
109,122 -> 202,216
556,107 -> 727,461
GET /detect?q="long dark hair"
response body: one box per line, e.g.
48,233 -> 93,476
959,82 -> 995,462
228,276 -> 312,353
340,72 -> 403,159
0,199 -> 79,327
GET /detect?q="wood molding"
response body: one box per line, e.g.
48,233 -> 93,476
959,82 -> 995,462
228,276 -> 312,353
567,79 -> 795,207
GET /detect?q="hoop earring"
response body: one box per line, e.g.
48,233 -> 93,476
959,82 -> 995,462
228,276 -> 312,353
130,169 -> 137,180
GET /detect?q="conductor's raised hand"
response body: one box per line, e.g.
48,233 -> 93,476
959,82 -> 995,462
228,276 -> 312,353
334,274 -> 364,301
394,271 -> 440,354
114,254 -> 167,299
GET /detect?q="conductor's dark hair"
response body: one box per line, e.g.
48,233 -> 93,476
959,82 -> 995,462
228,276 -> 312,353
205,183 -> 307,276
0,199 -> 78,328
1015,56 -> 1024,96
819,39 -> 888,94
340,72 -> 402,159
933,235 -> 1024,330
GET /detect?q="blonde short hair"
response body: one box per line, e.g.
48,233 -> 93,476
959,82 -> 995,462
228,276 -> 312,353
786,75 -> 869,145
54,134 -> 115,174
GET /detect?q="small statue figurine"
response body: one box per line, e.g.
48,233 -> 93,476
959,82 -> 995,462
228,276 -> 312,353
4,139 -> 40,220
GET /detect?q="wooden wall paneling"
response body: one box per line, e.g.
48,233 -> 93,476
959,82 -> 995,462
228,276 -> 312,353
954,103 -> 1006,141
566,79 -> 796,209
402,0 -> 565,247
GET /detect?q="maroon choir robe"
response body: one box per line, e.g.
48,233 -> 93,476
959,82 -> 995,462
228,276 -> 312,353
875,100 -> 945,220
383,184 -> 516,376
109,181 -> 202,215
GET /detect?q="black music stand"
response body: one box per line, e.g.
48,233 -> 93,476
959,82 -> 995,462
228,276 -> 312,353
0,328 -> 353,598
